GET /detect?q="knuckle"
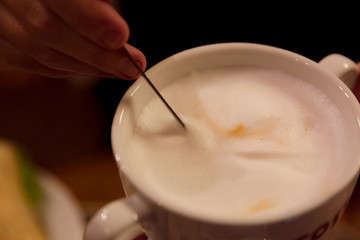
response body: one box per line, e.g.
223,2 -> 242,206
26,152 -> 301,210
29,7 -> 61,43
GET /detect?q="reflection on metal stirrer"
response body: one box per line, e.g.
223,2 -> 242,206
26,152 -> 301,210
121,46 -> 186,129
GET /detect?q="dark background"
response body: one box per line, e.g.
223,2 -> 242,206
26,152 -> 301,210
120,2 -> 359,67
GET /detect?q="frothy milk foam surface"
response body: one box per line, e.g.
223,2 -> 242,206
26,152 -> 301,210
123,67 -> 348,222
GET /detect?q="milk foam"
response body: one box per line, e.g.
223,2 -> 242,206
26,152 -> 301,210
125,67 -> 348,221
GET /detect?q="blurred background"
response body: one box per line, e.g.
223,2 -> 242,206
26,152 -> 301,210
1,1 -> 359,238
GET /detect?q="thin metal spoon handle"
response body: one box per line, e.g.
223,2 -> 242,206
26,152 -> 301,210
121,46 -> 186,129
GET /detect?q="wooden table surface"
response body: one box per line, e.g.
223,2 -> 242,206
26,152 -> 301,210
1,72 -> 360,239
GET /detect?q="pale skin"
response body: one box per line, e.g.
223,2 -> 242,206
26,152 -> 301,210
0,0 -> 146,79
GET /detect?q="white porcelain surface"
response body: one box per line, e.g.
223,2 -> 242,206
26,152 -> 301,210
40,171 -> 85,240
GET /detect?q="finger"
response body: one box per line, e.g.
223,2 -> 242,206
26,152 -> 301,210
41,0 -> 129,49
0,37 -> 73,78
0,2 -> 143,79
0,4 -> 129,78
0,37 -> 118,79
119,43 -> 147,77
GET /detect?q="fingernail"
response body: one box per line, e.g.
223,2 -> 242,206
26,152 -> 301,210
118,60 -> 140,79
100,29 -> 123,49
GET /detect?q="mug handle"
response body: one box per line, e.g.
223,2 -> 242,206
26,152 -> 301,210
319,53 -> 359,90
84,194 -> 149,240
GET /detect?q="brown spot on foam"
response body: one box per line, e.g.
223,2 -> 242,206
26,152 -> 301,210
228,124 -> 247,137
227,118 -> 279,138
244,197 -> 277,215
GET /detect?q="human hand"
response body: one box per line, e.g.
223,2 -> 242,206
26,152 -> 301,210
0,0 -> 146,79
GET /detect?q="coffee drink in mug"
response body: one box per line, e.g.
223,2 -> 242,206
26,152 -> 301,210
127,67 -> 348,222
85,43 -> 360,240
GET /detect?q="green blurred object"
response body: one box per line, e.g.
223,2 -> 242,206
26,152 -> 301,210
16,149 -> 43,207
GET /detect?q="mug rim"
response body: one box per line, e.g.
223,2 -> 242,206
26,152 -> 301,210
111,42 -> 360,225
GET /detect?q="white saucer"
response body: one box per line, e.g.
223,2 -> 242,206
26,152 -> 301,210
39,171 -> 85,240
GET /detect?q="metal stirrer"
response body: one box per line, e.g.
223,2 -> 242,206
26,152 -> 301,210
121,46 -> 186,129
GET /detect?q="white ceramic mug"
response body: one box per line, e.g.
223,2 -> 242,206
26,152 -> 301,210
85,43 -> 360,240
